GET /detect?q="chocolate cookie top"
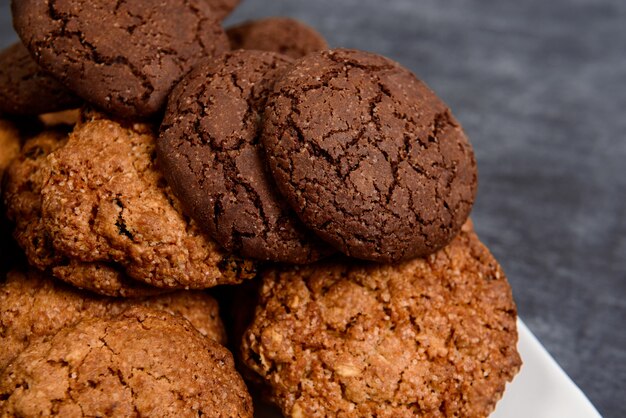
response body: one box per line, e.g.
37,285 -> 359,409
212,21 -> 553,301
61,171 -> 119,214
262,49 -> 478,262
0,42 -> 81,116
0,308 -> 253,417
207,0 -> 241,20
2,127 -> 163,297
227,17 -> 329,59
241,222 -> 521,418
12,0 -> 229,118
0,269 -> 226,371
159,50 -> 330,263
40,111 -> 256,288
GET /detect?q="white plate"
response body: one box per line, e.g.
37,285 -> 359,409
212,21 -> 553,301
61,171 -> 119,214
256,319 -> 602,417
491,319 -> 601,418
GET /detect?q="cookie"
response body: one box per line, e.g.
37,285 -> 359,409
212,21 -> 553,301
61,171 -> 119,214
0,42 -> 81,116
207,0 -> 241,20
227,17 -> 329,59
39,108 -> 80,127
241,221 -> 521,417
159,50 -> 330,263
0,308 -> 253,417
40,111 -> 256,288
0,268 -> 226,371
2,127 -> 162,297
12,0 -> 229,118
262,49 -> 478,262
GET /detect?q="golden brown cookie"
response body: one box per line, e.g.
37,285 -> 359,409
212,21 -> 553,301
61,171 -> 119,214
40,111 -> 256,288
2,127 -> 162,297
227,17 -> 329,59
39,109 -> 81,127
241,222 -> 521,417
0,268 -> 226,371
0,308 -> 253,417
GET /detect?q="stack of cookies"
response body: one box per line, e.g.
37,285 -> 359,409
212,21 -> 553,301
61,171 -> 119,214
0,1 -> 521,417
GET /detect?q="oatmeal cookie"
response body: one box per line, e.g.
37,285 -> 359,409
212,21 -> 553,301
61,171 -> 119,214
41,111 -> 256,288
0,308 -> 252,417
241,222 -> 521,418
0,268 -> 226,371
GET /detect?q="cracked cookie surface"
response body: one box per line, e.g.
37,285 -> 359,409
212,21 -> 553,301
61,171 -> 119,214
0,42 -> 81,116
0,269 -> 226,371
2,127 -> 163,297
12,0 -> 229,118
262,49 -> 478,262
241,222 -> 521,418
227,18 -> 328,59
0,308 -> 253,417
159,50 -> 331,263
40,111 -> 256,288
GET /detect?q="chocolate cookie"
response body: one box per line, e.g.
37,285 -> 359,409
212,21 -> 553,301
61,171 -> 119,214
0,42 -> 81,116
0,268 -> 226,371
227,17 -> 329,59
2,127 -> 163,297
0,308 -> 253,417
12,0 -> 229,118
40,110 -> 256,288
159,50 -> 330,263
241,221 -> 521,417
207,0 -> 241,20
262,49 -> 478,262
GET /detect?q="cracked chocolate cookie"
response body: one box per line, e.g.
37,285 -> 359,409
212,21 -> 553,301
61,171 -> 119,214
159,50 -> 330,264
0,268 -> 226,371
0,42 -> 81,116
0,308 -> 253,417
241,221 -> 521,418
262,49 -> 478,262
40,111 -> 256,288
2,127 -> 163,297
12,0 -> 229,118
227,17 -> 329,59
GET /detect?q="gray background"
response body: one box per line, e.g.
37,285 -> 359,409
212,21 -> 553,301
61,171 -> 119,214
1,0 -> 624,416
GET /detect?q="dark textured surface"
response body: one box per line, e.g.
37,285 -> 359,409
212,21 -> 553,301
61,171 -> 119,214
159,50 -> 331,263
11,0 -> 228,118
2,0 -> 624,415
263,49 -> 477,262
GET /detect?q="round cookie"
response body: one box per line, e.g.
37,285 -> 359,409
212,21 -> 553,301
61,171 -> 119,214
159,50 -> 330,263
241,221 -> 521,418
0,42 -> 81,116
207,0 -> 241,20
262,49 -> 477,262
0,268 -> 226,371
2,127 -> 163,297
41,110 -> 256,288
12,0 -> 229,118
0,308 -> 253,417
227,17 -> 329,59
